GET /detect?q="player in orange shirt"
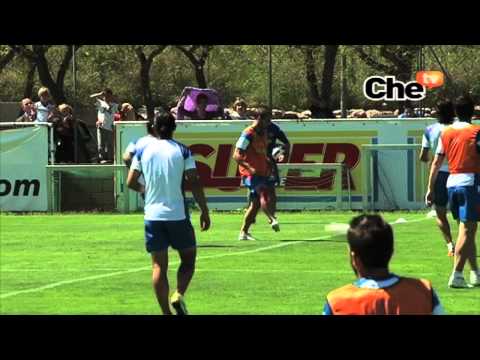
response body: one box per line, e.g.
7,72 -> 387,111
323,214 -> 444,315
426,95 -> 480,288
233,106 -> 278,241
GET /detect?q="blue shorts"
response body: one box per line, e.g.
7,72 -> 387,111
448,177 -> 480,222
242,175 -> 269,200
433,171 -> 449,207
144,219 -> 196,253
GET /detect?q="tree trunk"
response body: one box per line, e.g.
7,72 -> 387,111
140,60 -> 155,120
303,46 -> 320,102
194,64 -> 208,88
319,45 -> 339,107
35,50 -> 66,104
0,47 -> 16,73
23,62 -> 37,99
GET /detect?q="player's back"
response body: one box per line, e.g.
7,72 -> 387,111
137,139 -> 191,221
441,122 -> 480,174
325,276 -> 438,315
424,122 -> 449,171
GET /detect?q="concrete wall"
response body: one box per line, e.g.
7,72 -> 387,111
60,173 -> 115,211
0,102 -> 20,122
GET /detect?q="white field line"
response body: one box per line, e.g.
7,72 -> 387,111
0,215 -> 431,299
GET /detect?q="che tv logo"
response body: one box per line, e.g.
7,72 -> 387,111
363,71 -> 444,101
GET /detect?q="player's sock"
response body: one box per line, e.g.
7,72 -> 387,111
170,291 -> 188,315
470,270 -> 480,286
447,242 -> 455,257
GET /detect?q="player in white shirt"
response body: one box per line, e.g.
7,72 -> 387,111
122,119 -> 159,192
419,100 -> 455,256
127,112 -> 210,315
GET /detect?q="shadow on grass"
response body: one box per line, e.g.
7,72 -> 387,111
197,245 -> 237,249
279,236 -> 345,243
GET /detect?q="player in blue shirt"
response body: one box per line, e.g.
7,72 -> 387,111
127,112 -> 210,315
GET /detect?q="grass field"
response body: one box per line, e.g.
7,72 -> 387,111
0,211 -> 479,315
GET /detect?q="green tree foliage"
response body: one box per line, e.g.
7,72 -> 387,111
1,45 -> 479,113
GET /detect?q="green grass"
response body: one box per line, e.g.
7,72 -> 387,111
0,211 -> 479,315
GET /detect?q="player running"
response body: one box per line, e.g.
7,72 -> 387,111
233,106 -> 278,241
426,95 -> 480,288
127,112 -> 210,315
419,100 -> 455,256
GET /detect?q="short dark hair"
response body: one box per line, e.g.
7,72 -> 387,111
255,105 -> 272,121
455,95 -> 475,120
347,214 -> 394,269
103,88 -> 113,96
152,111 -> 176,139
435,100 -> 455,125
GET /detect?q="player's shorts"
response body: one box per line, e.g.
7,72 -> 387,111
433,171 -> 449,207
447,176 -> 480,222
144,219 -> 196,253
242,175 -> 269,200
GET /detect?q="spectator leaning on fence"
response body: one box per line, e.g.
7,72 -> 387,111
35,87 -> 56,123
16,98 -> 36,122
92,88 -> 119,163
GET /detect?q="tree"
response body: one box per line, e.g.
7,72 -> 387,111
352,45 -> 419,82
0,46 -> 16,74
132,45 -> 168,119
175,45 -> 212,88
10,45 -> 82,104
299,45 -> 339,113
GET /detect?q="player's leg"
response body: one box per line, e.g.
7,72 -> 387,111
434,172 -> 454,255
259,185 -> 279,232
145,220 -> 172,314
239,177 -> 260,240
435,206 -> 454,255
151,250 -> 172,315
240,197 -> 260,240
448,186 -> 478,288
169,219 -> 197,315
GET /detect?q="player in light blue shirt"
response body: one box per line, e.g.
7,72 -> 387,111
419,100 -> 455,257
127,112 -> 210,315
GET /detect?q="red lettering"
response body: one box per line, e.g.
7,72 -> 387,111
188,144 -> 241,191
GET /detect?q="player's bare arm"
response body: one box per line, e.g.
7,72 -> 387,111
185,168 -> 211,231
127,169 -> 145,194
419,148 -> 430,163
122,151 -> 133,168
233,148 -> 256,174
426,153 -> 445,206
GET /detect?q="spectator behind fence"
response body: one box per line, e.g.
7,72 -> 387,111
35,87 -> 56,123
16,98 -> 36,122
229,98 -> 251,120
116,103 -> 143,121
176,87 -> 225,120
91,88 -> 119,163
398,106 -> 416,119
323,214 -> 445,315
53,104 -> 93,163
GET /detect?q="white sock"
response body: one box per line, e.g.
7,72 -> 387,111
447,243 -> 454,251
453,271 -> 464,278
